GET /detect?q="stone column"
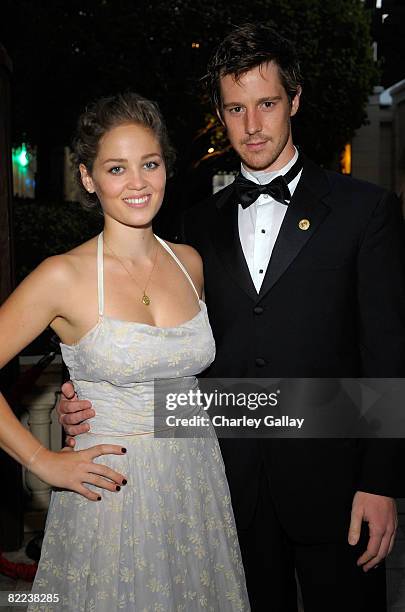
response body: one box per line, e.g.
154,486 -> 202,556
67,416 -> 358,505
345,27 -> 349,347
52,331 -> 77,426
21,362 -> 62,532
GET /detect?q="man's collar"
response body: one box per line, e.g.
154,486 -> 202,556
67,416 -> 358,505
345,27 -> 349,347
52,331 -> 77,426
241,146 -> 299,185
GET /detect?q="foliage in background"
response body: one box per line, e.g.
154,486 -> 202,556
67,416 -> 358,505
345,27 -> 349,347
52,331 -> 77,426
12,199 -> 103,354
13,199 -> 103,282
197,0 -> 379,167
2,0 -> 377,176
2,1 -> 383,353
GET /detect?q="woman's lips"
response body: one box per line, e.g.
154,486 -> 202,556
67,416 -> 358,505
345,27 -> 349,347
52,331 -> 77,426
122,194 -> 151,208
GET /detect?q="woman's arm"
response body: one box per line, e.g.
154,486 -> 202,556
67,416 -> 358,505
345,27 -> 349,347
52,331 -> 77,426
0,256 -> 127,500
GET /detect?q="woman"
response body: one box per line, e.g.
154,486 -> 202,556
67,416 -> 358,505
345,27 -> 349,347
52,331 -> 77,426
0,93 -> 250,611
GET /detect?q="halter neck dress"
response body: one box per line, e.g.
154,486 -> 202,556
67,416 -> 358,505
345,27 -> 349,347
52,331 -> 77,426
29,234 -> 250,612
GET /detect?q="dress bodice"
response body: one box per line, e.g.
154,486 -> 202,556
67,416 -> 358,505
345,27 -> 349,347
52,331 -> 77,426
60,233 -> 216,435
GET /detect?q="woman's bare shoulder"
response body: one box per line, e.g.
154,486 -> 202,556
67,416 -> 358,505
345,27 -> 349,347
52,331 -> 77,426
163,241 -> 203,296
32,235 -> 98,285
165,241 -> 203,269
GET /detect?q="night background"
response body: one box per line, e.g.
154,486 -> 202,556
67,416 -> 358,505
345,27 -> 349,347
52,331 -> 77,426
1,0 -> 404,319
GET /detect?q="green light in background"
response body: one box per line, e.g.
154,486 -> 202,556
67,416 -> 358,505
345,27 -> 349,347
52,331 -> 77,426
13,143 -> 30,169
17,143 -> 29,167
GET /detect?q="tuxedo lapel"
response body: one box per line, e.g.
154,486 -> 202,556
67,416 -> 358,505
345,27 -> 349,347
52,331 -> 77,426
258,159 -> 331,302
210,185 -> 258,302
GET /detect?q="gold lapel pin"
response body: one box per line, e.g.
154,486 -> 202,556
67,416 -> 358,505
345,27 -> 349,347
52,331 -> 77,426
298,219 -> 310,231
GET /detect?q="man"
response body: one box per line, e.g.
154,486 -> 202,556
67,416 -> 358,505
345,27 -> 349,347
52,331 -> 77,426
59,24 -> 405,611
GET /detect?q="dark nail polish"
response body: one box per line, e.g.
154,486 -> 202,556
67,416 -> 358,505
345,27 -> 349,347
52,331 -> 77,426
122,479 -> 127,485
116,485 -> 121,491
121,448 -> 127,453
97,496 -> 101,501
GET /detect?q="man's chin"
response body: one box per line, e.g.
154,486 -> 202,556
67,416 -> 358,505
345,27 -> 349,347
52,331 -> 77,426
239,155 -> 278,173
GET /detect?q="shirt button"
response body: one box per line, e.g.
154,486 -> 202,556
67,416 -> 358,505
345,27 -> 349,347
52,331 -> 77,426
255,358 -> 266,367
261,229 -> 266,234
253,306 -> 264,315
259,269 -> 264,274
263,194 -> 270,199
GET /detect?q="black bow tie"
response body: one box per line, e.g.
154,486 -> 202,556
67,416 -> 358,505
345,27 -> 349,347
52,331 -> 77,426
233,155 -> 303,209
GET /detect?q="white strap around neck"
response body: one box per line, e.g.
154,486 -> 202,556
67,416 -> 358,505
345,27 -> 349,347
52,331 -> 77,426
154,235 -> 200,301
97,232 -> 199,317
97,233 -> 104,317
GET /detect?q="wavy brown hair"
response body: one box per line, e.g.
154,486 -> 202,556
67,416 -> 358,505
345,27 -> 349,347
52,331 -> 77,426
204,23 -> 302,112
72,92 -> 176,210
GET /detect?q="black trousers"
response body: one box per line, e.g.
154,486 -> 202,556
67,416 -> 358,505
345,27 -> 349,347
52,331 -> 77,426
237,470 -> 387,612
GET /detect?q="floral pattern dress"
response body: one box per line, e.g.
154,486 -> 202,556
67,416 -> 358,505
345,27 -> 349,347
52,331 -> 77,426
28,234 -> 250,612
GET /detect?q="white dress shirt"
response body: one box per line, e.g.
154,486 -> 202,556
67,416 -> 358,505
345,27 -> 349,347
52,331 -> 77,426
238,147 -> 302,293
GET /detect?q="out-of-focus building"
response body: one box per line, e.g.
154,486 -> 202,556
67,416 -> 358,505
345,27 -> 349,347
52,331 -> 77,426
351,80 -> 405,198
363,0 -> 405,88
350,1 -> 404,200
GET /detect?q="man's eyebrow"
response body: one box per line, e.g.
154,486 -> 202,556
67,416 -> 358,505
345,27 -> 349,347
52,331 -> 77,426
222,102 -> 243,109
258,96 -> 282,103
222,96 -> 282,109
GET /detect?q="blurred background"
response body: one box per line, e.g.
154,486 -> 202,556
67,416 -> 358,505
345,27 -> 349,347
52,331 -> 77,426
0,1 -> 404,608
2,0 -> 405,290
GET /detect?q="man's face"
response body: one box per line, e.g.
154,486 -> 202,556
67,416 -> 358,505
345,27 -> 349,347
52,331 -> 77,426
218,61 -> 300,172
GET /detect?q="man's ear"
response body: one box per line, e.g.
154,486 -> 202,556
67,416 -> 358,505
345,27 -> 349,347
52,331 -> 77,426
216,107 -> 225,126
290,85 -> 302,117
79,164 -> 95,193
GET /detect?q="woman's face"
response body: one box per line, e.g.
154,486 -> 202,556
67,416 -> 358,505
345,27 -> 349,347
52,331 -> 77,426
80,122 -> 166,228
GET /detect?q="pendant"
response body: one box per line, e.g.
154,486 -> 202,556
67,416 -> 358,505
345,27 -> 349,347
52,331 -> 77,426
142,293 -> 151,306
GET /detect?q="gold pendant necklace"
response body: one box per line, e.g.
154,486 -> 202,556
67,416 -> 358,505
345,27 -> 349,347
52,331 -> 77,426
103,236 -> 159,306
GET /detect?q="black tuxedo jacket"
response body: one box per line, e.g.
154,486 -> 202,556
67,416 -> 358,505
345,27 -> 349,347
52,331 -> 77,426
182,156 -> 405,543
